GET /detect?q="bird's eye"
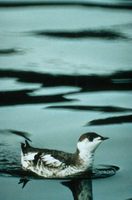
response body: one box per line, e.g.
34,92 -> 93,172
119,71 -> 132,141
88,136 -> 94,142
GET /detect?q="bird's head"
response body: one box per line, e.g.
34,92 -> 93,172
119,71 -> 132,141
77,132 -> 109,153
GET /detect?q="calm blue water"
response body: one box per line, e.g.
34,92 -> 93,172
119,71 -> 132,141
0,0 -> 132,199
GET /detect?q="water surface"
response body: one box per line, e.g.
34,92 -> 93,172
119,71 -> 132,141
0,0 -> 132,199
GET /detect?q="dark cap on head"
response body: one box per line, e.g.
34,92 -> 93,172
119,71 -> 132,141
79,132 -> 109,142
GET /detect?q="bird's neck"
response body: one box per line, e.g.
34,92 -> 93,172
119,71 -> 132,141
75,148 -> 94,170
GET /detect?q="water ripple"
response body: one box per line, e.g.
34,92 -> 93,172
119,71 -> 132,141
0,1 -> 132,10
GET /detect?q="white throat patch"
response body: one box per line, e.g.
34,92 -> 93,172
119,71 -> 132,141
77,139 -> 94,169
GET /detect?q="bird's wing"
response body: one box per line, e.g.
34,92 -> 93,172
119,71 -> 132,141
23,152 -> 38,161
40,154 -> 64,168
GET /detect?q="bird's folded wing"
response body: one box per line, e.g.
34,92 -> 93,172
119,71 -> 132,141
23,152 -> 37,161
40,154 -> 64,167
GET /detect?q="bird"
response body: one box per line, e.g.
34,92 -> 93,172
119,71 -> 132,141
21,132 -> 109,178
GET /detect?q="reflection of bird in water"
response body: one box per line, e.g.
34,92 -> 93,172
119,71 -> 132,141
62,179 -> 93,200
21,132 -> 108,178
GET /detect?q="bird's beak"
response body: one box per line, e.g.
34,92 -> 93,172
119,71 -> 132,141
102,136 -> 109,140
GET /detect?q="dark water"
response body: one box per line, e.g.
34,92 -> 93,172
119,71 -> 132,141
0,0 -> 132,199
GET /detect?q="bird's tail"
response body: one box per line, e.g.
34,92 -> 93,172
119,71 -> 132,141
21,140 -> 31,155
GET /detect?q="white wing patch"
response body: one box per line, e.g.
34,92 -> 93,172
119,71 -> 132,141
21,152 -> 38,169
41,154 -> 63,167
23,152 -> 37,161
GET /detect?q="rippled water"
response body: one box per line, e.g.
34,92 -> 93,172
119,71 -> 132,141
0,0 -> 132,199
